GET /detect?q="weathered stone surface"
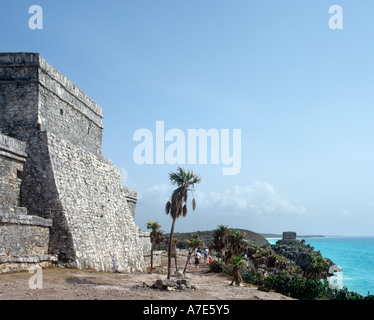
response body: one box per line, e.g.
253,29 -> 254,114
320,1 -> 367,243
173,270 -> 191,280
174,270 -> 185,279
151,278 -> 194,291
282,231 -> 297,240
276,231 -> 300,245
43,132 -> 145,271
272,240 -> 333,273
0,208 -> 52,227
0,127 -> 54,272
0,52 -> 150,273
0,209 -> 52,259
0,259 -> 56,274
139,231 -> 162,267
0,255 -> 57,264
0,133 -> 27,207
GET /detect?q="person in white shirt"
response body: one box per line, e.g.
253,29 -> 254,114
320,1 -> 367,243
203,248 -> 209,263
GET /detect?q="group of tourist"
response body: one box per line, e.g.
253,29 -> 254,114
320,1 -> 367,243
187,248 -> 213,269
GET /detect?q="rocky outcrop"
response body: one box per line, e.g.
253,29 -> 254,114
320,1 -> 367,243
272,243 -> 309,269
272,240 -> 333,272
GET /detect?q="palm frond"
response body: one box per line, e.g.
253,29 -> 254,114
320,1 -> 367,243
182,204 -> 187,217
168,167 -> 202,188
165,201 -> 171,215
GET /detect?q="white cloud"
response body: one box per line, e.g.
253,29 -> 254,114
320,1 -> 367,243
145,181 -> 306,217
148,183 -> 173,203
195,182 -> 306,217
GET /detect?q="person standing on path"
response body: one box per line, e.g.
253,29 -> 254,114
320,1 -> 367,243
204,248 -> 209,263
194,251 -> 201,269
187,251 -> 193,268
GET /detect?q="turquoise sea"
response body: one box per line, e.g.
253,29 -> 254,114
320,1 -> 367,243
267,237 -> 374,296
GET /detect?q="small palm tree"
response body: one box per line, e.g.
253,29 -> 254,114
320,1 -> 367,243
165,167 -> 201,279
183,234 -> 203,273
229,256 -> 246,286
212,225 -> 230,263
146,220 -> 162,274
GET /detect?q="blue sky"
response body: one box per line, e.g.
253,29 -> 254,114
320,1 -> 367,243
2,1 -> 374,236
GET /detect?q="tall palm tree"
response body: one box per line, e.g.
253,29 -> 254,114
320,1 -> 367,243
172,238 -> 179,272
146,220 -> 162,274
212,225 -> 230,263
165,167 -> 201,279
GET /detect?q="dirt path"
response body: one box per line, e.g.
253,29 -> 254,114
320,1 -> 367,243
0,253 -> 293,300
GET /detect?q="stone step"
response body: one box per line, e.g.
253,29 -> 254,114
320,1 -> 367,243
0,255 -> 58,264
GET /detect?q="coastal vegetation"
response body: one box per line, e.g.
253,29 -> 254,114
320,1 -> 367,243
208,235 -> 374,300
166,228 -> 269,250
159,168 -> 371,299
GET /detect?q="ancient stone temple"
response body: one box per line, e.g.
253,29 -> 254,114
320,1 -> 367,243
276,231 -> 299,244
282,232 -> 297,241
0,52 -> 150,273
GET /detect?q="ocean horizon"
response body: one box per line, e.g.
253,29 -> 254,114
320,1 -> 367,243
267,236 -> 374,296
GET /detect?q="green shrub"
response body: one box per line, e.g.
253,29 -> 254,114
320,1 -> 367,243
209,260 -> 223,273
327,287 -> 374,300
304,254 -> 330,280
257,272 -> 329,300
213,241 -> 374,300
241,268 -> 260,284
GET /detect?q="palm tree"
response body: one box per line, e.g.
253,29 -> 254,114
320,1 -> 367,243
165,167 -> 201,279
212,225 -> 230,263
225,231 -> 248,263
146,220 -> 162,274
229,256 -> 246,286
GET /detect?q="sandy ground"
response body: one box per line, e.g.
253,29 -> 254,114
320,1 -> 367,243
0,253 -> 293,300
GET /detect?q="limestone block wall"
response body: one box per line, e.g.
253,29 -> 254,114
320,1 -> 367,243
0,53 -> 103,155
138,231 -> 162,267
0,131 -> 57,273
283,231 -> 297,240
19,131 -> 75,264
0,133 -> 27,207
139,231 -> 152,258
46,132 -> 145,272
123,187 -> 138,218
37,56 -> 103,155
0,52 -> 149,272
0,206 -> 56,274
0,206 -> 52,257
0,53 -> 40,141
